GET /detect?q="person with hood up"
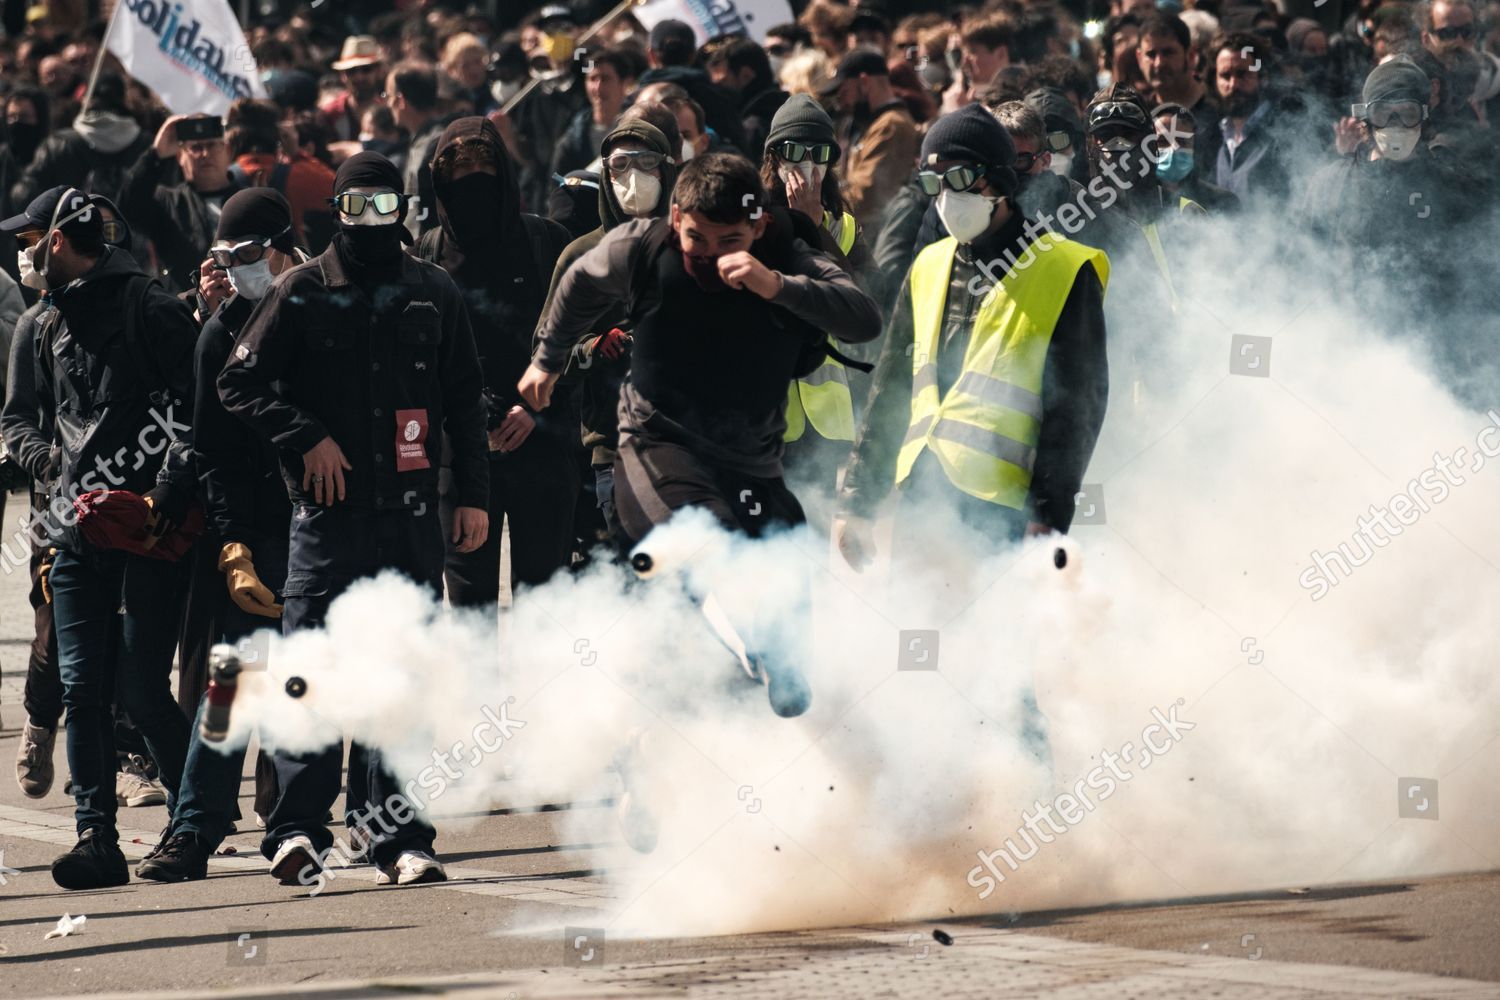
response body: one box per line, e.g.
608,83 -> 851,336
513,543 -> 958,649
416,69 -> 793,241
2,185 -> 199,890
9,74 -> 151,211
760,94 -> 884,522
137,189 -> 306,883
539,114 -> 680,544
521,153 -> 881,718
417,117 -> 575,598
218,152 -> 490,889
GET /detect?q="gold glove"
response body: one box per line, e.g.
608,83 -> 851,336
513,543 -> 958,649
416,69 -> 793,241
218,542 -> 283,619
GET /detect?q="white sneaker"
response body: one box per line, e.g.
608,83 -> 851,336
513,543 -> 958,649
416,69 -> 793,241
376,849 -> 447,886
116,754 -> 167,807
269,834 -> 322,886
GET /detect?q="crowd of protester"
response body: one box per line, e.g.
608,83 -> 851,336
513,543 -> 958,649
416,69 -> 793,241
0,0 -> 1494,889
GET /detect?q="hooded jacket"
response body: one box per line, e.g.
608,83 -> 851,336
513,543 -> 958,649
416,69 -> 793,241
419,117 -> 571,430
32,247 -> 198,552
10,113 -> 152,214
538,118 -> 679,466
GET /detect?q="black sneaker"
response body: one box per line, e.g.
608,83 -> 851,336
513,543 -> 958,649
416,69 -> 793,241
52,829 -> 129,890
137,831 -> 211,882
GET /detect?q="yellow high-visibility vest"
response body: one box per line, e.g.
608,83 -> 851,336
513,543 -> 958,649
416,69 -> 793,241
894,233 -> 1109,509
1138,196 -> 1203,315
785,211 -> 859,443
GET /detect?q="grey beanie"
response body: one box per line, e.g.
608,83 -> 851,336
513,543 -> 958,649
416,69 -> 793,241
1362,57 -> 1430,104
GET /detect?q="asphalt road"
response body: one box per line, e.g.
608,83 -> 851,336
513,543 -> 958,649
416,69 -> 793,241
0,499 -> 1495,999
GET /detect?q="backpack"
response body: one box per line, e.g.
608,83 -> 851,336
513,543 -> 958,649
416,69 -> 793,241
229,161 -> 292,196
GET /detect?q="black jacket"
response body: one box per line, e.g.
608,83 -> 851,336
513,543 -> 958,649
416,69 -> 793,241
217,245 -> 489,512
193,294 -> 288,549
740,82 -> 790,159
2,299 -> 56,486
9,125 -> 153,212
32,249 -> 198,552
122,149 -> 242,293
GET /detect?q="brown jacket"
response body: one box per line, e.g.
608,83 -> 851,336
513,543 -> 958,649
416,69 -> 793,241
842,101 -> 919,230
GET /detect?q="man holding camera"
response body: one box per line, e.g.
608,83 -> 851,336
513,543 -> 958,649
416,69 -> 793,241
121,114 -> 243,293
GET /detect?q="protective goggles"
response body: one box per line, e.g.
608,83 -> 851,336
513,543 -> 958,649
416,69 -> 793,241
15,228 -> 46,249
1045,130 -> 1073,152
774,140 -> 836,165
210,234 -> 280,269
1087,100 -> 1150,133
603,149 -> 668,174
916,164 -> 987,196
1350,100 -> 1427,128
1432,23 -> 1475,40
1013,151 -> 1042,173
332,191 -> 403,217
102,219 -> 129,245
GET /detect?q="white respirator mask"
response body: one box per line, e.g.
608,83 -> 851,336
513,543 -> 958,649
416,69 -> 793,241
935,188 -> 998,244
611,168 -> 661,217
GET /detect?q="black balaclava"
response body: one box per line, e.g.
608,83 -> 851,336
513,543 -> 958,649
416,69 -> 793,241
332,151 -> 407,276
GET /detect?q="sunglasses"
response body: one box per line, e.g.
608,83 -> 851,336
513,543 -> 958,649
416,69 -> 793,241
15,228 -> 45,249
604,149 -> 666,174
775,140 -> 836,164
1351,100 -> 1426,128
210,237 -> 273,269
333,191 -> 403,217
1087,100 -> 1150,132
916,164 -> 986,196
1013,151 -> 1041,173
1433,23 -> 1475,39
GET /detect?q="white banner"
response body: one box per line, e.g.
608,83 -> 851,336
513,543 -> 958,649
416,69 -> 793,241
104,0 -> 267,117
633,0 -> 794,45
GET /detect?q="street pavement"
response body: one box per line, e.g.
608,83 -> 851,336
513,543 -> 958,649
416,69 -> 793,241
0,506 -> 1496,999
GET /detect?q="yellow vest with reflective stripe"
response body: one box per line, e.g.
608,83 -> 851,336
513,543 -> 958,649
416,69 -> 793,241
894,234 -> 1109,509
785,211 -> 859,443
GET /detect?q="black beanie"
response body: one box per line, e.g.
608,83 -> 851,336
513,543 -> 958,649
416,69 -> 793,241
765,94 -> 840,163
216,188 -> 296,252
334,151 -> 404,196
920,103 -> 1019,199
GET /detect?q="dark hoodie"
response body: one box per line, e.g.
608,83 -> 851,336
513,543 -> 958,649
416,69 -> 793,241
537,119 -> 679,466
420,117 -> 571,430
36,247 -> 198,552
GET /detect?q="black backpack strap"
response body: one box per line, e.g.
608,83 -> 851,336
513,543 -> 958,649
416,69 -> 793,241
268,162 -> 292,194
123,274 -> 180,408
228,163 -> 250,189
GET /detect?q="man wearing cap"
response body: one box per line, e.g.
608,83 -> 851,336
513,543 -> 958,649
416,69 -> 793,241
837,104 -> 1109,568
824,47 -> 919,231
218,152 -> 489,888
9,72 -> 150,210
137,188 -> 307,883
637,19 -> 749,155
3,185 -> 199,889
322,35 -> 387,143
122,113 -> 243,294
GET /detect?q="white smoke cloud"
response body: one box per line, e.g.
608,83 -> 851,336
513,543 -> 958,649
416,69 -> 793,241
216,194 -> 1499,939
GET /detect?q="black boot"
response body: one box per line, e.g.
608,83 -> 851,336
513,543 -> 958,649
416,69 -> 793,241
52,828 -> 129,890
137,831 -> 211,882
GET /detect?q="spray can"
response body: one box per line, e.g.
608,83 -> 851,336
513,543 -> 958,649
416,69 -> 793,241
200,644 -> 242,744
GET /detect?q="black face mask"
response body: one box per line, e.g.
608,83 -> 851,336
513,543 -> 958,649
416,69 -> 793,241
335,222 -> 404,271
440,172 -> 504,252
8,122 -> 44,162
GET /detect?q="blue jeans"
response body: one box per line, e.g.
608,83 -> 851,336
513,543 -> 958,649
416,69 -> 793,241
174,540 -> 288,849
259,504 -> 444,867
51,548 -> 191,837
